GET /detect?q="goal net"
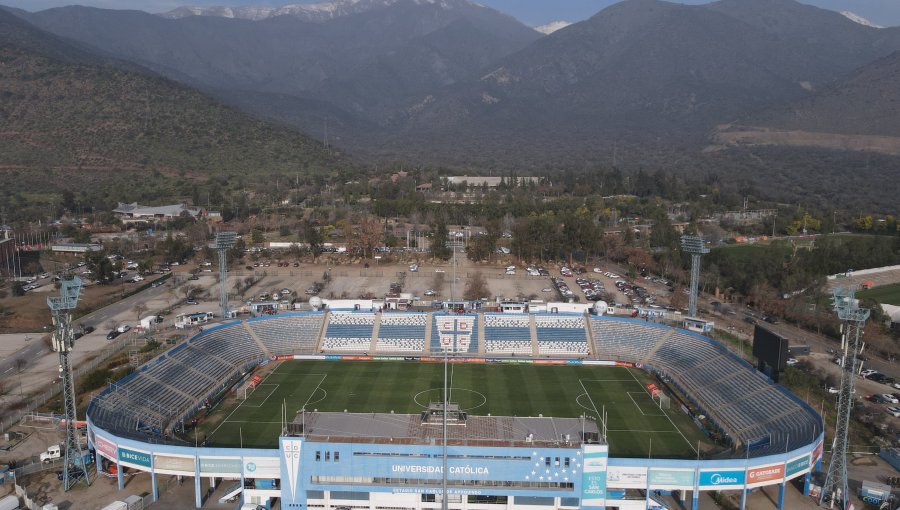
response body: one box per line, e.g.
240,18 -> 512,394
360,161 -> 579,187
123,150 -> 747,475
236,374 -> 264,400
653,392 -> 671,410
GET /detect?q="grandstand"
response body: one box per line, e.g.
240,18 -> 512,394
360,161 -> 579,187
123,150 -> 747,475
483,313 -> 532,355
376,312 -> 427,352
88,310 -> 821,460
432,313 -> 479,353
589,317 -> 821,456
321,312 -> 376,351
535,314 -> 589,356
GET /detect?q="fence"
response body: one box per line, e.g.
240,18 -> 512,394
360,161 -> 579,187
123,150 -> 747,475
0,334 -> 145,434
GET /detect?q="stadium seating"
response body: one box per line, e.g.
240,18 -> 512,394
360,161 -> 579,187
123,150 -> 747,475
323,312 -> 376,351
87,312 -> 821,460
588,316 -> 822,456
483,314 -> 532,355
431,314 -> 479,353
248,313 -> 324,355
376,313 -> 427,352
535,315 -> 588,355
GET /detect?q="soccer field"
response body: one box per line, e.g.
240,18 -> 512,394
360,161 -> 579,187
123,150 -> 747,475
199,360 -> 708,458
858,282 -> 900,306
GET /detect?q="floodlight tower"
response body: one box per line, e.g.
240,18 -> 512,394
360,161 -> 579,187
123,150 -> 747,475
819,286 -> 870,509
210,231 -> 237,319
680,235 -> 709,318
47,276 -> 92,490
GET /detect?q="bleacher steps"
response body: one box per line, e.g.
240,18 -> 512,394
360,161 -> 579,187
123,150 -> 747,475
423,313 -> 433,354
477,314 -> 486,355
582,313 -> 596,357
642,329 -> 673,365
315,312 -> 330,352
242,321 -> 272,358
369,313 -> 382,353
529,314 -> 539,357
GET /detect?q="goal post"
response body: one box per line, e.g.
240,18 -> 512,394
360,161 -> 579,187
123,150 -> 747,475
653,392 -> 671,410
236,383 -> 256,400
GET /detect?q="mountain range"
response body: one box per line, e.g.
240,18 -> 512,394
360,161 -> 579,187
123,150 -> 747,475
2,0 -> 900,211
0,8 -> 344,212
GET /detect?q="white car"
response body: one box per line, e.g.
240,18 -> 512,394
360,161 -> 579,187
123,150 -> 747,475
424,289 -> 436,296
886,406 -> 900,418
825,386 -> 839,394
786,358 -> 799,366
409,264 -> 418,272
860,369 -> 878,378
881,394 -> 900,404
593,268 -> 602,273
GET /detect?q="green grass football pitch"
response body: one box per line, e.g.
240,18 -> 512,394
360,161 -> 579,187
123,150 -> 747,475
201,360 -> 708,458
858,282 -> 900,306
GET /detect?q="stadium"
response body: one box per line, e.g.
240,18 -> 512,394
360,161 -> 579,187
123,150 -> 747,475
86,304 -> 824,510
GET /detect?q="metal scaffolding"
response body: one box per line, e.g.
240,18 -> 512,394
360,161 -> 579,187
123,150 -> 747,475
819,286 -> 870,509
47,276 -> 92,490
680,235 -> 709,318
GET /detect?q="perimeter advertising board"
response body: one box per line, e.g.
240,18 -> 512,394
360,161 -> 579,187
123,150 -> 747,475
199,457 -> 242,476
746,464 -> 784,488
153,454 -> 195,475
649,469 -> 695,489
698,469 -> 745,490
94,434 -> 117,461
785,454 -> 810,481
580,445 -> 608,509
606,466 -> 647,488
118,447 -> 152,470
244,457 -> 281,478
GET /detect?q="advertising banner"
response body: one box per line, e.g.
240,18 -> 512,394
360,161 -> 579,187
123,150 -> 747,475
606,466 -> 647,488
810,440 -> 824,468
118,447 -> 152,469
785,455 -> 810,480
698,469 -> 745,489
746,464 -> 784,487
199,457 -> 242,475
153,454 -> 195,474
649,469 -> 695,488
244,457 -> 281,478
94,435 -> 117,460
580,445 -> 608,509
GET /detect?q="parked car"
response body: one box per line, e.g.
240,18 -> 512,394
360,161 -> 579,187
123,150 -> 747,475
786,358 -> 799,366
106,330 -> 120,340
882,394 -> 900,404
116,325 -> 131,334
186,299 -> 198,305
861,369 -> 878,378
886,406 -> 900,418
424,289 -> 436,296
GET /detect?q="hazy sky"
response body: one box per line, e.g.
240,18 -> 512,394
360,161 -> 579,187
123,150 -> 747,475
4,0 -> 899,27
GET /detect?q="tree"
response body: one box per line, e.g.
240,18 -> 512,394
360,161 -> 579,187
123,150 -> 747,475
12,282 -> 25,296
348,215 -> 383,259
133,302 -> 148,323
302,220 -> 323,257
430,220 -> 451,261
464,272 -> 490,301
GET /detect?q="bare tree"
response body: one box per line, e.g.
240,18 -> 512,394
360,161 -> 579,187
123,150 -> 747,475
464,272 -> 490,301
133,302 -> 147,323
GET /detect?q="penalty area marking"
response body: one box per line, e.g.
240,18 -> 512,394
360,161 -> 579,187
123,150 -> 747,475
240,383 -> 280,408
626,391 -> 665,417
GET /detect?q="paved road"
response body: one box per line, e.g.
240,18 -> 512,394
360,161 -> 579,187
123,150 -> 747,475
0,278 -> 173,382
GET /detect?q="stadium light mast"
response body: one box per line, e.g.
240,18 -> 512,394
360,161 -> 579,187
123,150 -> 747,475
819,286 -> 869,509
48,276 -> 92,490
680,235 -> 709,318
210,231 -> 238,319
